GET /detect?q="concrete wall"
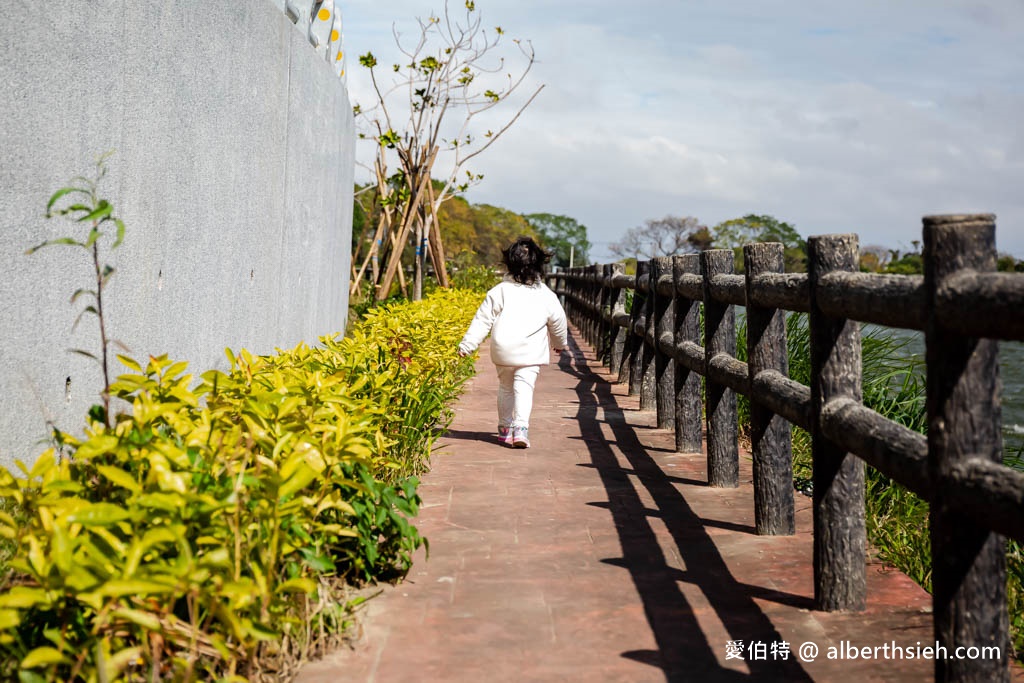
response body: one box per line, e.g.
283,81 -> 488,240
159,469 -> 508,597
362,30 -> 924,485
0,1 -> 354,467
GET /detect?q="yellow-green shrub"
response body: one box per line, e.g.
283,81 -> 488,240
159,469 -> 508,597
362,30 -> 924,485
0,289 -> 481,681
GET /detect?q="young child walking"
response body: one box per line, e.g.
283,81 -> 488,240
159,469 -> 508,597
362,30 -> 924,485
458,237 -> 568,448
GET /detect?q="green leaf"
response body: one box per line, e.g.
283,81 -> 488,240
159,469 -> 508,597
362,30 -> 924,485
45,186 -> 84,212
20,646 -> 67,668
79,201 -> 112,224
69,288 -> 96,304
24,237 -> 83,254
109,607 -> 161,631
116,354 -> 142,372
279,462 -> 319,500
131,493 -> 183,511
275,577 -> 317,595
68,348 -> 98,362
0,586 -> 50,609
299,547 -> 336,573
85,228 -> 102,248
112,218 -> 125,248
0,609 -> 20,630
66,502 -> 132,526
244,620 -> 279,641
28,450 -> 56,480
95,465 -> 141,493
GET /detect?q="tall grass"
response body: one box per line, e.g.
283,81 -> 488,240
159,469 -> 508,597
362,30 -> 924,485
736,313 -> 1023,657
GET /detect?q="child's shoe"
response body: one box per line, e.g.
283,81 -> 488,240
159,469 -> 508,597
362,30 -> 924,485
512,425 -> 530,449
498,426 -> 514,446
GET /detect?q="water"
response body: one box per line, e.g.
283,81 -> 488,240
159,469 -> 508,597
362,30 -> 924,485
878,328 -> 1024,460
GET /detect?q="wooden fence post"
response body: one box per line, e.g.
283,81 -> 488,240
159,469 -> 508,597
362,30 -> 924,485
584,265 -> 595,347
598,264 -> 602,352
630,261 -> 650,398
640,260 -> 658,411
924,214 -> 1009,683
745,243 -> 795,536
673,254 -> 702,452
599,264 -> 611,365
622,266 -> 641,389
581,266 -> 589,342
702,250 -> 738,487
653,256 -> 675,429
808,234 -> 866,611
589,264 -> 600,349
608,263 -> 626,376
572,267 -> 581,331
564,270 -> 574,328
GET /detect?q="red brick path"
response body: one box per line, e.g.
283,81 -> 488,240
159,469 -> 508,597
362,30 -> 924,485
297,328 -> 1009,682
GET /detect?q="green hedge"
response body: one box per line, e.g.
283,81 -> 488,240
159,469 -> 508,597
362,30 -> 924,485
0,288 -> 479,682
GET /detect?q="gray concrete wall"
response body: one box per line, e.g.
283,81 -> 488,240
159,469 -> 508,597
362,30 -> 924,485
0,1 -> 354,468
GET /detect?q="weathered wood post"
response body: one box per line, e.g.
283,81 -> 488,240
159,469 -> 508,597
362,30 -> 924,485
578,266 -> 589,343
577,266 -> 585,331
598,264 -> 602,356
745,243 -> 795,536
564,270 -> 573,327
702,250 -> 739,487
673,254 -> 702,452
593,266 -> 600,358
640,260 -> 658,411
599,264 -> 612,365
630,261 -> 650,397
653,256 -> 675,429
924,214 -> 1009,683
622,267 -> 641,390
808,234 -> 866,611
608,263 -> 626,376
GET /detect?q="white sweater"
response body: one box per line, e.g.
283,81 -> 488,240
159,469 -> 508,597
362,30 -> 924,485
458,280 -> 568,367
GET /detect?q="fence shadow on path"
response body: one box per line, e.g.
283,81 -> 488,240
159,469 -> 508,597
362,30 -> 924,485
558,330 -> 813,682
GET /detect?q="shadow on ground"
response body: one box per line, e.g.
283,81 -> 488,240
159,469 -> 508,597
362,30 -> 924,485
557,331 -> 813,682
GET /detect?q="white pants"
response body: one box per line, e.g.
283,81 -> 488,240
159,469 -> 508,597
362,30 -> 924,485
495,365 -> 541,429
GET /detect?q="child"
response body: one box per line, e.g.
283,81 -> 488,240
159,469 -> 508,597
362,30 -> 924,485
458,237 -> 568,448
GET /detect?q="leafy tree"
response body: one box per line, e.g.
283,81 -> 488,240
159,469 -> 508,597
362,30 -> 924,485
884,241 -> 923,275
711,214 -> 807,272
608,215 -> 709,260
859,244 -> 890,273
470,204 -> 537,267
997,253 -> 1024,273
524,213 -> 591,267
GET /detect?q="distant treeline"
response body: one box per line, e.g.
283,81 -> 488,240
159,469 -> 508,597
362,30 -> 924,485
353,180 -> 590,272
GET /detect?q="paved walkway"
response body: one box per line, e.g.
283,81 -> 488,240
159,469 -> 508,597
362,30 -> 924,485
297,328 -> 981,682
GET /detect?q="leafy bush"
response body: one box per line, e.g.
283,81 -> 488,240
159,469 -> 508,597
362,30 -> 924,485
0,289 -> 480,681
449,264 -> 500,293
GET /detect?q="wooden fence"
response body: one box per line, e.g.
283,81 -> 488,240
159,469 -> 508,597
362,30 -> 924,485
548,214 -> 1024,683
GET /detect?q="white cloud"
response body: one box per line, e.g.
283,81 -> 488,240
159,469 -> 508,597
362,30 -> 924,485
341,0 -> 1024,260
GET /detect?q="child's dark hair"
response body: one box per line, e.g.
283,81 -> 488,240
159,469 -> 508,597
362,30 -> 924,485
502,236 -> 551,285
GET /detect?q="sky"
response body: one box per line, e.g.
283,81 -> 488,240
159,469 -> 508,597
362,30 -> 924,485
340,0 -> 1024,262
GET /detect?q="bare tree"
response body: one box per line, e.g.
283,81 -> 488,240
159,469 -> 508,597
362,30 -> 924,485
858,244 -> 891,272
352,1 -> 543,300
608,216 -> 709,260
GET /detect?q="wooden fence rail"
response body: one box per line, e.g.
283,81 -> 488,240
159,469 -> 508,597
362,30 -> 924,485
547,214 -> 1024,683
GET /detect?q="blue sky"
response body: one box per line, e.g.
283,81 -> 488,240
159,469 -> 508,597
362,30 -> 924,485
341,0 -> 1024,261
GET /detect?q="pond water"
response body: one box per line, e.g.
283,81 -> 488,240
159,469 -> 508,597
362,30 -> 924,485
881,329 -> 1024,460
